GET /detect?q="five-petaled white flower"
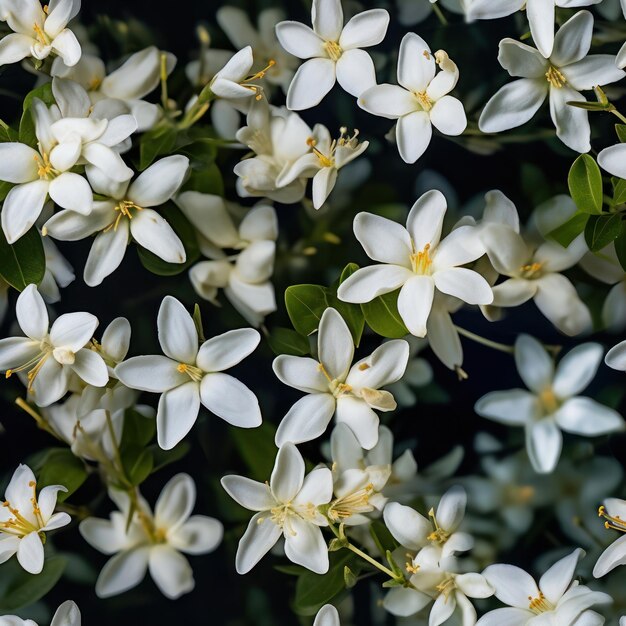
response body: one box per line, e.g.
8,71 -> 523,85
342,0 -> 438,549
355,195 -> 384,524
275,0 -> 389,109
479,11 -> 625,153
475,334 -> 624,474
273,307 -> 409,450
43,155 -> 189,286
594,497 -> 626,578
338,190 -> 492,338
221,442 -> 333,574
479,548 -> 611,626
0,600 -> 81,626
210,45 -> 271,101
0,284 -> 108,407
80,474 -> 223,599
0,464 -> 71,574
359,33 -> 466,164
115,295 -> 262,450
0,0 -> 81,67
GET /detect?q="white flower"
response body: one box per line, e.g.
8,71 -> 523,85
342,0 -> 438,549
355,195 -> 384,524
0,464 -> 71,574
39,236 -> 75,303
273,307 -> 409,450
52,46 -> 177,132
384,486 -> 474,562
606,340 -> 626,371
80,474 -> 223,599
179,195 -> 278,327
210,45 -> 269,100
115,295 -> 261,450
276,124 -> 369,209
598,140 -> 626,179
593,498 -> 626,578
314,604 -> 340,626
0,0 -> 81,67
337,190 -> 492,338
275,0 -> 389,109
221,442 -> 333,574
0,600 -> 81,626
479,11 -> 625,153
217,6 -> 299,94
479,548 -> 611,626
359,34 -> 466,164
0,284 -> 108,407
481,211 -> 591,336
475,334 -> 624,474
43,155 -> 189,286
234,99 -> 312,203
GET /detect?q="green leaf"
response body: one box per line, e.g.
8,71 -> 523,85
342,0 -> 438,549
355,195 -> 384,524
0,225 -> 46,291
584,213 -> 623,251
230,422 -> 277,481
327,263 -> 364,346
139,125 -> 178,170
193,303 -> 206,342
121,446 -> 154,486
121,408 -> 156,448
35,448 -> 88,502
616,123 -> 626,143
547,212 -> 589,247
568,154 -> 603,215
369,520 -> 399,557
361,289 -> 409,338
293,551 -> 355,616
0,555 -> 66,612
137,204 -> 200,275
183,162 -> 224,196
150,441 -> 191,473
267,327 -> 310,356
0,121 -> 18,142
284,284 -> 327,336
19,83 -> 55,147
613,178 -> 626,206
612,218 -> 626,266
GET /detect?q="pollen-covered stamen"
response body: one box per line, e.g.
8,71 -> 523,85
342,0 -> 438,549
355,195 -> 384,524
546,66 -> 567,89
528,591 -> 555,614
32,22 -> 50,47
519,261 -> 544,279
177,363 -> 204,383
405,556 -> 419,574
414,90 -> 434,112
307,127 -> 361,168
5,346 -> 53,391
103,200 -> 144,233
538,387 -> 560,415
241,60 -> 276,100
34,152 -> 57,180
324,40 -> 342,62
427,507 -> 450,544
1,494 -> 41,537
436,576 -> 457,599
599,505 -> 626,533
317,363 -> 352,397
327,483 -> 375,522
410,243 -> 433,275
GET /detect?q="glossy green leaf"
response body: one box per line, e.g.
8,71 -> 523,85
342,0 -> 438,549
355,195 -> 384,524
121,445 -> 154,486
139,125 -> 178,170
614,226 -> 626,270
0,225 -> 46,291
584,213 -> 623,251
615,123 -> 626,143
284,284 -> 327,336
568,154 -> 603,214
267,327 -> 310,356
183,162 -> 224,196
612,178 -> 626,206
122,408 -> 156,448
361,289 -> 409,338
19,83 -> 54,147
35,448 -> 88,502
547,212 -> 589,247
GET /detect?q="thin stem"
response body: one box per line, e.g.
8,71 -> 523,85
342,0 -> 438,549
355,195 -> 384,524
346,542 -> 399,580
454,326 -> 515,354
610,107 -> 626,124
160,52 -> 169,112
431,3 -> 448,25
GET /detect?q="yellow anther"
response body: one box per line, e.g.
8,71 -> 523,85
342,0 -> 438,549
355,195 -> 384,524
528,591 -> 554,614
410,243 -> 433,275
519,261 -> 544,279
599,505 -> 626,533
545,66 -> 566,89
539,388 -> 559,415
324,40 -> 343,62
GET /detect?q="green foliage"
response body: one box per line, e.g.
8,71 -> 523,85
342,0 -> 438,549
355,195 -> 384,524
547,212 -> 589,247
615,123 -> 626,143
137,203 -> 200,275
615,226 -> 626,270
0,225 -> 46,291
121,445 -> 154,486
361,289 -> 409,338
612,178 -> 626,206
230,422 -> 277,481
568,154 -> 603,215
34,448 -> 89,502
0,555 -> 66,612
293,551 -> 356,616
139,125 -> 178,170
19,82 -> 55,148
267,327 -> 310,356
584,214 -> 624,252
369,520 -> 399,556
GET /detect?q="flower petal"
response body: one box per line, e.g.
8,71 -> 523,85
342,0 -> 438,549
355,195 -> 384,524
526,419 -> 563,474
95,548 -> 150,598
272,355 -> 329,394
16,284 -> 48,340
155,473 -> 196,531
335,395 -> 379,449
337,265 -> 413,303
128,155 -> 189,207
551,9 -> 593,67
498,38 -> 548,78
196,328 -> 260,372
397,275 -> 435,338
169,515 -> 223,555
286,58 -> 336,111
475,390 -> 540,425
1,180 -> 49,243
397,32 -> 435,92
482,563 -> 540,609
275,21 -> 324,59
515,334 -> 554,394
270,442 -> 305,502
383,502 -> 430,550
407,189 -> 447,250
539,548 -> 584,605
0,143 -> 39,183
433,267 -> 493,305
312,0 -> 343,41
554,397 -> 624,436
396,110 -> 432,164
148,545 -> 194,599
220,475 -> 274,512
318,307 -> 354,382
83,222 -> 129,287
130,209 -> 186,264
157,381 -> 201,450
553,343 -> 602,398
358,84 -> 417,119
429,96 -> 467,136
17,532 -> 44,574
72,349 -> 108,387
115,355 -> 187,392
157,296 -> 198,364
284,518 -> 328,573
352,212 -> 412,267
199,372 -> 261,428
274,393 -> 336,445
235,512 -> 282,574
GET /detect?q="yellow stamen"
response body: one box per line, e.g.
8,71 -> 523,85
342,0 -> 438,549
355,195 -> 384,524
241,60 -> 276,100
103,200 -> 143,233
545,66 -> 566,89
519,261 -> 544,279
177,363 -> 204,383
539,388 -> 559,414
414,90 -> 434,112
599,505 -> 626,533
427,507 -> 450,544
528,591 -> 554,614
410,243 -> 432,275
324,40 -> 342,62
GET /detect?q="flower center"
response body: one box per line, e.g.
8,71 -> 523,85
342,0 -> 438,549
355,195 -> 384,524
5,343 -> 53,391
528,591 -> 555,614
318,363 -> 352,397
545,66 -> 566,89
413,90 -> 434,112
519,261 -> 544,279
1,481 -> 45,537
326,483 -> 375,522
32,22 -> 50,47
238,59 -> 276,101
436,576 -> 457,599
598,505 -> 626,533
177,363 -> 204,383
538,387 -> 560,415
35,152 -> 58,180
427,507 -> 450,544
103,200 -> 143,233
411,243 -> 433,275
324,40 -> 343,62
307,127 -> 361,169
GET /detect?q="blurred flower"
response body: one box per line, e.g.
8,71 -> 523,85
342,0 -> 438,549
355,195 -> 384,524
0,600 -> 81,626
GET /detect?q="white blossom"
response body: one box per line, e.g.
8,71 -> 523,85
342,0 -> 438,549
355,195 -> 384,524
273,307 -> 409,449
594,497 -> 626,578
115,295 -> 261,450
80,474 -> 223,599
221,442 -> 333,574
475,334 -> 624,474
0,600 -> 81,626
359,34 -> 466,164
275,0 -> 389,109
0,464 -> 71,574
